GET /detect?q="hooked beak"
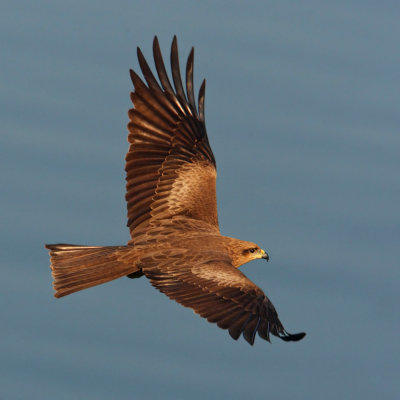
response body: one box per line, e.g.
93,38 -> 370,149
261,249 -> 269,261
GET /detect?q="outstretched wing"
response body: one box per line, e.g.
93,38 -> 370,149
126,36 -> 218,239
141,251 -> 306,345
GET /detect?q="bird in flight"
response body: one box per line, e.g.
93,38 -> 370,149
46,36 -> 305,345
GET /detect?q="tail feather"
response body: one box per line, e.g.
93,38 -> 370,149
45,244 -> 139,298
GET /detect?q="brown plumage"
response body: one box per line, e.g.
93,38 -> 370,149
45,36 -> 305,345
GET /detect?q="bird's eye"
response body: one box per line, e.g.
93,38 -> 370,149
249,248 -> 256,253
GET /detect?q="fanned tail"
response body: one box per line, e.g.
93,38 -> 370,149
45,244 -> 139,298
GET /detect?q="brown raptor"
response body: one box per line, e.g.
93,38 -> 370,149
46,36 -> 306,345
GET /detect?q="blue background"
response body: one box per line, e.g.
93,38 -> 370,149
1,1 -> 399,399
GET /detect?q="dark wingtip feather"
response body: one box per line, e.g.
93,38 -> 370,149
186,47 -> 196,112
129,68 -> 148,94
279,331 -> 306,342
170,35 -> 187,102
243,330 -> 256,346
153,36 -> 174,94
129,68 -> 139,85
136,46 -> 144,65
243,316 -> 261,345
228,328 -> 241,341
137,46 -> 161,90
198,79 -> 206,122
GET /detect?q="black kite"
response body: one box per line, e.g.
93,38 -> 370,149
46,37 -> 306,345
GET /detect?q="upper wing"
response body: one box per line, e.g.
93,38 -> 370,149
126,36 -> 218,239
141,251 -> 306,345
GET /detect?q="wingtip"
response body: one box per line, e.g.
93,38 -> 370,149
153,36 -> 159,48
187,47 -> 194,65
185,47 -> 196,111
244,336 -> 256,346
170,34 -> 187,102
199,78 -> 206,92
198,79 -> 206,121
152,36 -> 161,58
279,331 -> 306,342
129,68 -> 143,87
171,35 -> 178,54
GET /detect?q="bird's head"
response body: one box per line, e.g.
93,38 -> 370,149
230,240 -> 269,267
